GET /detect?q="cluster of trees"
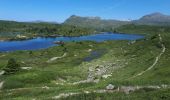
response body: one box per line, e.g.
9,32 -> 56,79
3,58 -> 20,75
0,20 -> 95,39
116,24 -> 170,34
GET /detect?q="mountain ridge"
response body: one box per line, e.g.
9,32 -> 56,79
64,15 -> 130,31
133,12 -> 170,25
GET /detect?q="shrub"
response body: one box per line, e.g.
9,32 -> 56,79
3,58 -> 21,75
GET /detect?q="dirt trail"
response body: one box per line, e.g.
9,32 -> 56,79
0,55 -> 6,58
130,34 -> 166,79
47,53 -> 67,63
0,81 -> 4,89
0,71 -> 5,76
52,85 -> 170,99
0,71 -> 5,89
2,84 -> 169,99
0,34 -> 167,98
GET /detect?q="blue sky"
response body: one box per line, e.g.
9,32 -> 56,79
0,0 -> 170,22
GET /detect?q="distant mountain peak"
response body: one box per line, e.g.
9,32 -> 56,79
141,12 -> 170,19
149,12 -> 164,16
69,15 -> 101,20
64,15 -> 130,30
133,12 -> 170,25
70,15 -> 78,18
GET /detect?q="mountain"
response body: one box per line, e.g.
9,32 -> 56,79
64,13 -> 170,31
64,15 -> 130,31
133,12 -> 170,25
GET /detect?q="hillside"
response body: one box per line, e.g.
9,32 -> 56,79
0,25 -> 170,99
64,13 -> 170,30
1,12 -> 170,41
133,12 -> 170,26
1,13 -> 170,99
64,15 -> 130,31
0,20 -> 95,40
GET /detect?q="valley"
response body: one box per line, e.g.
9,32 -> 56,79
0,23 -> 170,99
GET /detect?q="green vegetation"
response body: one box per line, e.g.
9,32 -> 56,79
0,20 -> 95,40
64,15 -> 130,31
0,24 -> 170,99
3,58 -> 20,75
116,24 -> 170,35
133,12 -> 170,26
63,89 -> 170,100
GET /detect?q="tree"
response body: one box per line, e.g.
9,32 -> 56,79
29,51 -> 33,55
4,58 -> 20,75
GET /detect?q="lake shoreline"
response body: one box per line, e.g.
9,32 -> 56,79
0,33 -> 99,42
0,32 -> 144,42
0,33 -> 144,52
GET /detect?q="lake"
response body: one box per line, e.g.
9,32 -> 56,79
0,33 -> 144,52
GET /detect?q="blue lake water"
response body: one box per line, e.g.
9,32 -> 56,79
0,33 -> 144,52
83,49 -> 106,62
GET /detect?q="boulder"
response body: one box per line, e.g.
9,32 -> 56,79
106,84 -> 115,90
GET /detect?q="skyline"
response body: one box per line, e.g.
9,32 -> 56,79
0,0 -> 170,22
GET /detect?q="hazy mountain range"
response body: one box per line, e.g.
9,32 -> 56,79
64,12 -> 170,30
64,15 -> 130,30
133,12 -> 170,25
1,12 -> 170,31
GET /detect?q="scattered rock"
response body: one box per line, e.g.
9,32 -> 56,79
21,67 -> 32,70
0,71 -> 5,76
95,68 -> 100,71
106,84 -> 115,90
74,54 -> 77,57
128,40 -> 136,45
95,90 -> 107,93
88,67 -> 94,72
53,93 -> 79,99
0,81 -> 4,89
89,45 -> 93,47
102,74 -> 112,79
42,86 -> 50,90
93,79 -> 100,83
55,83 -> 64,85
121,86 -> 136,94
0,55 -> 6,58
125,62 -> 128,65
16,35 -> 27,38
147,86 -> 160,89
132,55 -> 137,57
21,61 -> 25,64
58,78 -> 66,82
88,49 -> 92,52
161,84 -> 168,88
84,91 -> 90,94
116,60 -> 121,62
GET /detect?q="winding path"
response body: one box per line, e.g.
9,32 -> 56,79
1,83 -> 169,99
0,71 -> 5,89
52,85 -> 170,99
130,34 -> 166,79
0,34 -> 167,99
47,53 -> 67,63
0,81 -> 4,89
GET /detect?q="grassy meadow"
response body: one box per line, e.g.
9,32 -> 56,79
0,25 -> 170,99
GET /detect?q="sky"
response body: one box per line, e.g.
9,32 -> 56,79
0,0 -> 170,22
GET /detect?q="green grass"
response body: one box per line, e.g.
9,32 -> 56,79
1,25 -> 170,99
62,89 -> 170,100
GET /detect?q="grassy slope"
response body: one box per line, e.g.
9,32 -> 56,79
62,89 -> 170,100
0,20 -> 95,40
0,25 -> 170,99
